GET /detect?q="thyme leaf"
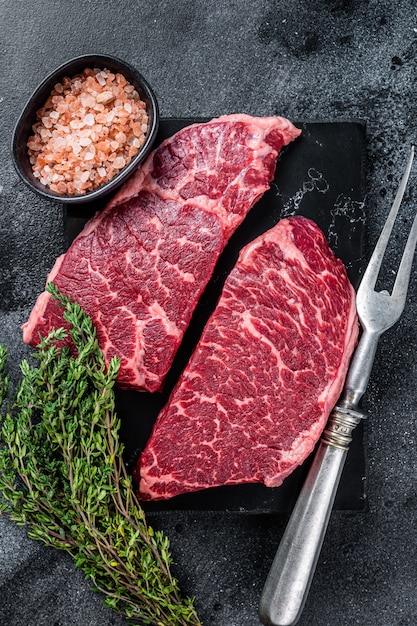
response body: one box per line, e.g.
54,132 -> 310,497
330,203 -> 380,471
0,283 -> 201,626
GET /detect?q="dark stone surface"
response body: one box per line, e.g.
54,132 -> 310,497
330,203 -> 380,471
2,1 -> 417,625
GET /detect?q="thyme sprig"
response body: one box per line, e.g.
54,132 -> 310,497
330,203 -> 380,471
0,283 -> 201,626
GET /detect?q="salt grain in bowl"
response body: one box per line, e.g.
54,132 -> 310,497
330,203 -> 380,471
27,67 -> 149,196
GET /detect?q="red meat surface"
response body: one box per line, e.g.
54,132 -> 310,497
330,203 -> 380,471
22,114 -> 301,391
137,216 -> 358,500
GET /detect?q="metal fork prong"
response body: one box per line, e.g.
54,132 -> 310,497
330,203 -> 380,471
391,208 -> 417,304
357,145 -> 415,297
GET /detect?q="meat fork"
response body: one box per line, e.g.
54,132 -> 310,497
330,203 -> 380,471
259,147 -> 417,626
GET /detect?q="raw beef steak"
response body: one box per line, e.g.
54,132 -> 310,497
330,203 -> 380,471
137,216 -> 358,500
22,114 -> 301,391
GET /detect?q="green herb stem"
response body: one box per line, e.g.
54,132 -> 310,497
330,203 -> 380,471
0,284 -> 201,626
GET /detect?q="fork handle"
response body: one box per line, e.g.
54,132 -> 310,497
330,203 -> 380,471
259,406 -> 364,626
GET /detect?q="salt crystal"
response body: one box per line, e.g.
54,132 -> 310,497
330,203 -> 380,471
132,123 -> 142,138
54,136 -> 66,149
84,146 -> 96,160
80,171 -> 90,182
80,92 -> 96,108
96,91 -> 115,104
42,116 -> 53,129
113,156 -> 126,169
96,71 -> 107,86
84,113 -> 95,126
115,131 -> 126,144
56,101 -> 68,112
124,102 -> 132,113
56,124 -> 70,133
73,143 -> 82,155
95,113 -> 108,124
79,136 -> 92,147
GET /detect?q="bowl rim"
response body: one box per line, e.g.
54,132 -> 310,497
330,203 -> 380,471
11,53 -> 159,204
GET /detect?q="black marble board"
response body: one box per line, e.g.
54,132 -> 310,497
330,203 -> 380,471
66,118 -> 367,513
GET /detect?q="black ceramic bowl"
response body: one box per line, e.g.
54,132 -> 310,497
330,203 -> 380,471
11,53 -> 159,204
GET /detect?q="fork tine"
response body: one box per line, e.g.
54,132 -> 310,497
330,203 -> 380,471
357,146 -> 415,296
391,208 -> 417,303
